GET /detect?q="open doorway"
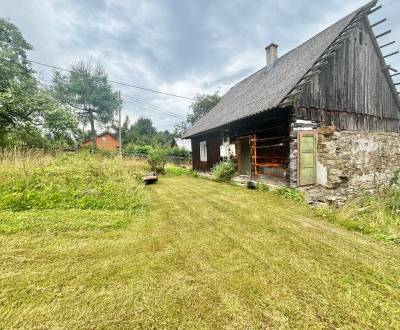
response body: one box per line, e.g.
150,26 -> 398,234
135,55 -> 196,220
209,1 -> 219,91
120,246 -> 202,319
236,136 -> 251,175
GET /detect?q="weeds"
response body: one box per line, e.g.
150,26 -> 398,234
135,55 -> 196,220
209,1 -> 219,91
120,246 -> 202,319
255,182 -> 270,192
316,186 -> 400,243
275,186 -> 304,203
0,151 -> 146,211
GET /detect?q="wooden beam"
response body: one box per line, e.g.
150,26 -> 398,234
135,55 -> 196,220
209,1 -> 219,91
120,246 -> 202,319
296,79 -> 311,88
380,41 -> 396,48
383,51 -> 399,59
371,18 -> 387,28
303,70 -> 321,79
368,5 -> 382,15
389,67 -> 398,73
354,1 -> 378,19
311,61 -> 329,71
318,52 -> 336,62
394,82 -> 400,86
376,30 -> 391,39
391,72 -> 400,77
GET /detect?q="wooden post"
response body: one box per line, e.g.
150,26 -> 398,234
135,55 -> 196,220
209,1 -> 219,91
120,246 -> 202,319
252,133 -> 257,176
118,91 -> 122,156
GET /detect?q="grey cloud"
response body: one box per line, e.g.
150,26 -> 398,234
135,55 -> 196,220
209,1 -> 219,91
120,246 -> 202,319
1,0 -> 399,130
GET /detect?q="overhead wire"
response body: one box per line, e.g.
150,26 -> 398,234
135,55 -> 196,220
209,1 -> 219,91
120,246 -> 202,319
29,60 -> 195,100
123,94 -> 185,119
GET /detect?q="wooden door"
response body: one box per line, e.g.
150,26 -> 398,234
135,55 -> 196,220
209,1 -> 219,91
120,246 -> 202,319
298,131 -> 316,186
237,137 -> 251,175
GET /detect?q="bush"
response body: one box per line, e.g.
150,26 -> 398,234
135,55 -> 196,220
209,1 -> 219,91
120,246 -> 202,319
212,161 -> 236,182
168,147 -> 191,159
148,148 -> 168,173
124,144 -> 153,157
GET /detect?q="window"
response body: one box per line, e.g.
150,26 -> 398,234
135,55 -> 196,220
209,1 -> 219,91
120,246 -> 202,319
359,31 -> 363,45
200,141 -> 207,162
101,136 -> 107,142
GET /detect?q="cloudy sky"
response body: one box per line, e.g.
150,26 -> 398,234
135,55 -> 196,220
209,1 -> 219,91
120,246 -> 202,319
2,0 -> 400,131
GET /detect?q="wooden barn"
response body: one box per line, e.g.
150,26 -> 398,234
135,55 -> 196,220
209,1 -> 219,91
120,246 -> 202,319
82,132 -> 119,150
184,0 -> 400,197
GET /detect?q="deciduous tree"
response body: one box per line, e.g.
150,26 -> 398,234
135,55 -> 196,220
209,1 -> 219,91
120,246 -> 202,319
52,61 -> 121,147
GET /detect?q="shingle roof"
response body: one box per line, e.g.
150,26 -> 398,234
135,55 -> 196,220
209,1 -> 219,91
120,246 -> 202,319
172,138 -> 192,152
184,2 -> 375,138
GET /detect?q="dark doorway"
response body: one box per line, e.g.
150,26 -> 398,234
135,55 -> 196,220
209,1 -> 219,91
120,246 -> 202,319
237,137 -> 251,175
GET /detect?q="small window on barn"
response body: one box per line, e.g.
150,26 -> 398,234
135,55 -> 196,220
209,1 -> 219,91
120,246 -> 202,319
200,141 -> 207,162
101,136 -> 107,142
359,31 -> 363,45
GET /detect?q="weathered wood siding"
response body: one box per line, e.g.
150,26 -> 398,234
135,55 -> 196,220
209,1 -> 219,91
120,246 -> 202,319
298,17 -> 400,131
191,131 -> 222,172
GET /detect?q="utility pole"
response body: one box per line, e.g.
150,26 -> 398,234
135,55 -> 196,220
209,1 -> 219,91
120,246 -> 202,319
118,91 -> 122,156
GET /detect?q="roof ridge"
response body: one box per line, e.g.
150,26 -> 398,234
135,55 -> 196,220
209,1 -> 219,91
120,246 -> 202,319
184,1 -> 379,138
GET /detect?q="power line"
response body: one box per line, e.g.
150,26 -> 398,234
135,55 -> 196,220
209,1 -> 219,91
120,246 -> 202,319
123,98 -> 184,120
123,94 -> 185,119
29,60 -> 195,101
36,76 -> 187,120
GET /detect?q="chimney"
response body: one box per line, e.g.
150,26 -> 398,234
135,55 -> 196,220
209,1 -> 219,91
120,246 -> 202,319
265,43 -> 278,67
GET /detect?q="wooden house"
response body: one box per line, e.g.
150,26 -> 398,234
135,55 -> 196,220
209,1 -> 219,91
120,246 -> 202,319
171,138 -> 192,153
184,1 -> 400,201
82,132 -> 119,150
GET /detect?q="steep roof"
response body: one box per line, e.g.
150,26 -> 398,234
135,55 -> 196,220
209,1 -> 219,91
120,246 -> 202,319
171,138 -> 192,152
184,2 -> 376,138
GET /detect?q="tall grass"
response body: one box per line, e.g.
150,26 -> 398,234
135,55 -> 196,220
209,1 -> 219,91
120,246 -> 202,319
0,149 -> 147,211
316,186 -> 400,243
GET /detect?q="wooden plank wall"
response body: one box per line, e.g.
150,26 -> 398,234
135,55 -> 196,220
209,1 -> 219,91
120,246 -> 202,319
298,17 -> 400,131
191,131 -> 222,172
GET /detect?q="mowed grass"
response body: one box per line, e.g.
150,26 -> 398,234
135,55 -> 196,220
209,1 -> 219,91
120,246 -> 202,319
0,156 -> 400,328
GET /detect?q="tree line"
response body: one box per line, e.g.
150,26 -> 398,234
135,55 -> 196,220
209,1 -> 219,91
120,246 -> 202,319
0,17 -> 221,150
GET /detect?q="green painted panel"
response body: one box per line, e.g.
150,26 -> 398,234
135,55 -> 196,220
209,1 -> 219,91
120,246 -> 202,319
299,134 -> 316,186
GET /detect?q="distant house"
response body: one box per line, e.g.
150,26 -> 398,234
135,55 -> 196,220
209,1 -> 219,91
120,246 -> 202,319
82,132 -> 119,150
171,138 -> 192,153
183,1 -> 400,203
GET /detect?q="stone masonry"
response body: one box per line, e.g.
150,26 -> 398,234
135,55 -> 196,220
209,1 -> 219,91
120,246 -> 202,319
301,128 -> 400,205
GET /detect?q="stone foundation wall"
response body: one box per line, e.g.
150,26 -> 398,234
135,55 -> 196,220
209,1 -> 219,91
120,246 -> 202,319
303,128 -> 400,205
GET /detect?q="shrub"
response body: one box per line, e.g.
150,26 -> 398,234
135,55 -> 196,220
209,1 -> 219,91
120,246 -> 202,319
212,161 -> 236,182
124,144 -> 153,157
148,148 -> 168,173
168,147 -> 191,159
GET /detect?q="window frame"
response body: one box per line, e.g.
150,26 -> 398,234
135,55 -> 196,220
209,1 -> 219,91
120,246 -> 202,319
199,141 -> 207,162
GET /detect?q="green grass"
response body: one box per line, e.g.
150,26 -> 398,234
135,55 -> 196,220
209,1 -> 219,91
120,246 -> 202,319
0,155 -> 400,328
0,153 -> 145,211
316,187 -> 400,243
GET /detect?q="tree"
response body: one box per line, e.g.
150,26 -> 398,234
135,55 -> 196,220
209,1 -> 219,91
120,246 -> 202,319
173,92 -> 221,136
0,18 -> 78,147
52,61 -> 121,147
173,121 -> 188,137
187,92 -> 221,126
0,18 -> 37,134
125,117 -> 156,145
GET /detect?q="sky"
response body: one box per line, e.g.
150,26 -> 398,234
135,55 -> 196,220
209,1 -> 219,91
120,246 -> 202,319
2,0 -> 400,131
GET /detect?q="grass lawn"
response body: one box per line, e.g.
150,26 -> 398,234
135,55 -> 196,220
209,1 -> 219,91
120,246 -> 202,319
1,174 -> 400,328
